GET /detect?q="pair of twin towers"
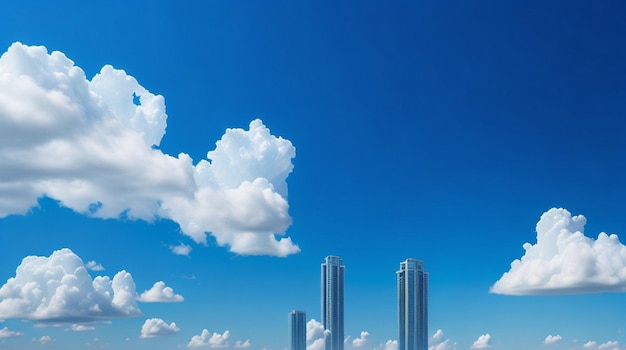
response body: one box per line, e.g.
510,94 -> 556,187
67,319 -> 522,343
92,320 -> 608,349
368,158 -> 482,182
290,256 -> 429,350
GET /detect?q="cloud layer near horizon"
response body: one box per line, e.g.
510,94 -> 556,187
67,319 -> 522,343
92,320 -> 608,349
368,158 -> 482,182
0,42 -> 298,257
491,208 -> 626,295
0,248 -> 141,322
0,248 -> 180,322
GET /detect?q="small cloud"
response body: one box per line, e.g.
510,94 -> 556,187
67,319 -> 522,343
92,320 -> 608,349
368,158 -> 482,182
169,243 -> 192,256
187,329 -> 230,348
383,340 -> 398,350
598,341 -> 620,350
350,331 -> 369,348
544,334 -> 562,345
470,334 -> 491,350
138,281 -> 184,303
0,326 -> 23,338
584,341 -> 598,349
34,335 -> 52,344
71,324 -> 96,331
0,248 -> 141,322
235,340 -> 251,348
140,318 -> 180,338
429,329 -> 456,350
491,208 -> 626,295
86,260 -> 105,271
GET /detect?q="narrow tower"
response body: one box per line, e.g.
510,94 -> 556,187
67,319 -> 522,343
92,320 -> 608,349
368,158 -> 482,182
321,255 -> 344,350
290,310 -> 306,350
397,258 -> 428,350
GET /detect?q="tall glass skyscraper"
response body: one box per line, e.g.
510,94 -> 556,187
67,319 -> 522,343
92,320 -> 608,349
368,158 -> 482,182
321,255 -> 344,350
290,310 -> 306,350
397,258 -> 428,350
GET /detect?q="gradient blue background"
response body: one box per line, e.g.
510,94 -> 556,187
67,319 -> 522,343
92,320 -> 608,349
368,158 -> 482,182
1,1 -> 625,349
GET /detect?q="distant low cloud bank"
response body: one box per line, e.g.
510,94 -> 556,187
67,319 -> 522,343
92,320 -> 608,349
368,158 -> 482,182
0,42 -> 298,257
491,208 -> 626,295
0,248 -> 180,322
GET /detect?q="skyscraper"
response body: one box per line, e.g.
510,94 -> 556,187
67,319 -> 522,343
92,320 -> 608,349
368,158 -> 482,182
397,258 -> 428,350
321,255 -> 344,350
290,310 -> 306,350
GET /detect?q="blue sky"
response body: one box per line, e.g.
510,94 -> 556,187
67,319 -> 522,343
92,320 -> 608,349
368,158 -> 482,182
1,1 -> 626,349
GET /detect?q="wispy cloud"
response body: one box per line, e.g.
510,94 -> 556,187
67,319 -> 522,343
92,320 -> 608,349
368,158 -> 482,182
491,208 -> 626,295
0,42 -> 298,257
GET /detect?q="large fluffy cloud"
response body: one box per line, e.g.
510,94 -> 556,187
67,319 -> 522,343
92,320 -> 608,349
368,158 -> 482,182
0,248 -> 140,322
0,248 -> 171,322
0,42 -> 298,257
491,208 -> 626,295
139,318 -> 180,338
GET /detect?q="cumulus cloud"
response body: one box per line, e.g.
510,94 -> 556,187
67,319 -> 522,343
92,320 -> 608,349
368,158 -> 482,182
0,326 -> 23,338
234,340 -> 251,348
470,334 -> 491,350
140,318 -> 180,338
429,329 -> 456,350
383,340 -> 398,350
35,335 -> 52,344
0,248 -> 141,322
491,208 -> 626,295
347,331 -> 369,348
543,334 -> 562,345
86,261 -> 105,271
138,281 -> 184,303
187,329 -> 230,348
306,319 -> 328,350
169,243 -> 192,256
0,42 -> 298,257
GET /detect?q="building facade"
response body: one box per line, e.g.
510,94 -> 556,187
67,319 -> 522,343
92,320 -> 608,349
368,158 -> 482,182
321,255 -> 344,350
290,310 -> 307,350
397,258 -> 428,350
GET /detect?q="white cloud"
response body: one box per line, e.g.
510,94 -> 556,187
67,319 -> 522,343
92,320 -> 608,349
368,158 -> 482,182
138,281 -> 184,303
0,42 -> 298,257
188,329 -> 230,348
35,335 -> 52,344
429,329 -> 456,350
349,331 -> 370,347
383,340 -> 398,350
0,248 -> 141,322
169,243 -> 192,256
544,334 -> 562,345
86,261 -> 105,271
235,340 -> 251,348
0,326 -> 23,338
470,334 -> 491,350
598,341 -> 621,350
140,318 -> 180,338
584,341 -> 599,349
71,324 -> 95,331
491,208 -> 626,295
306,319 -> 328,350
